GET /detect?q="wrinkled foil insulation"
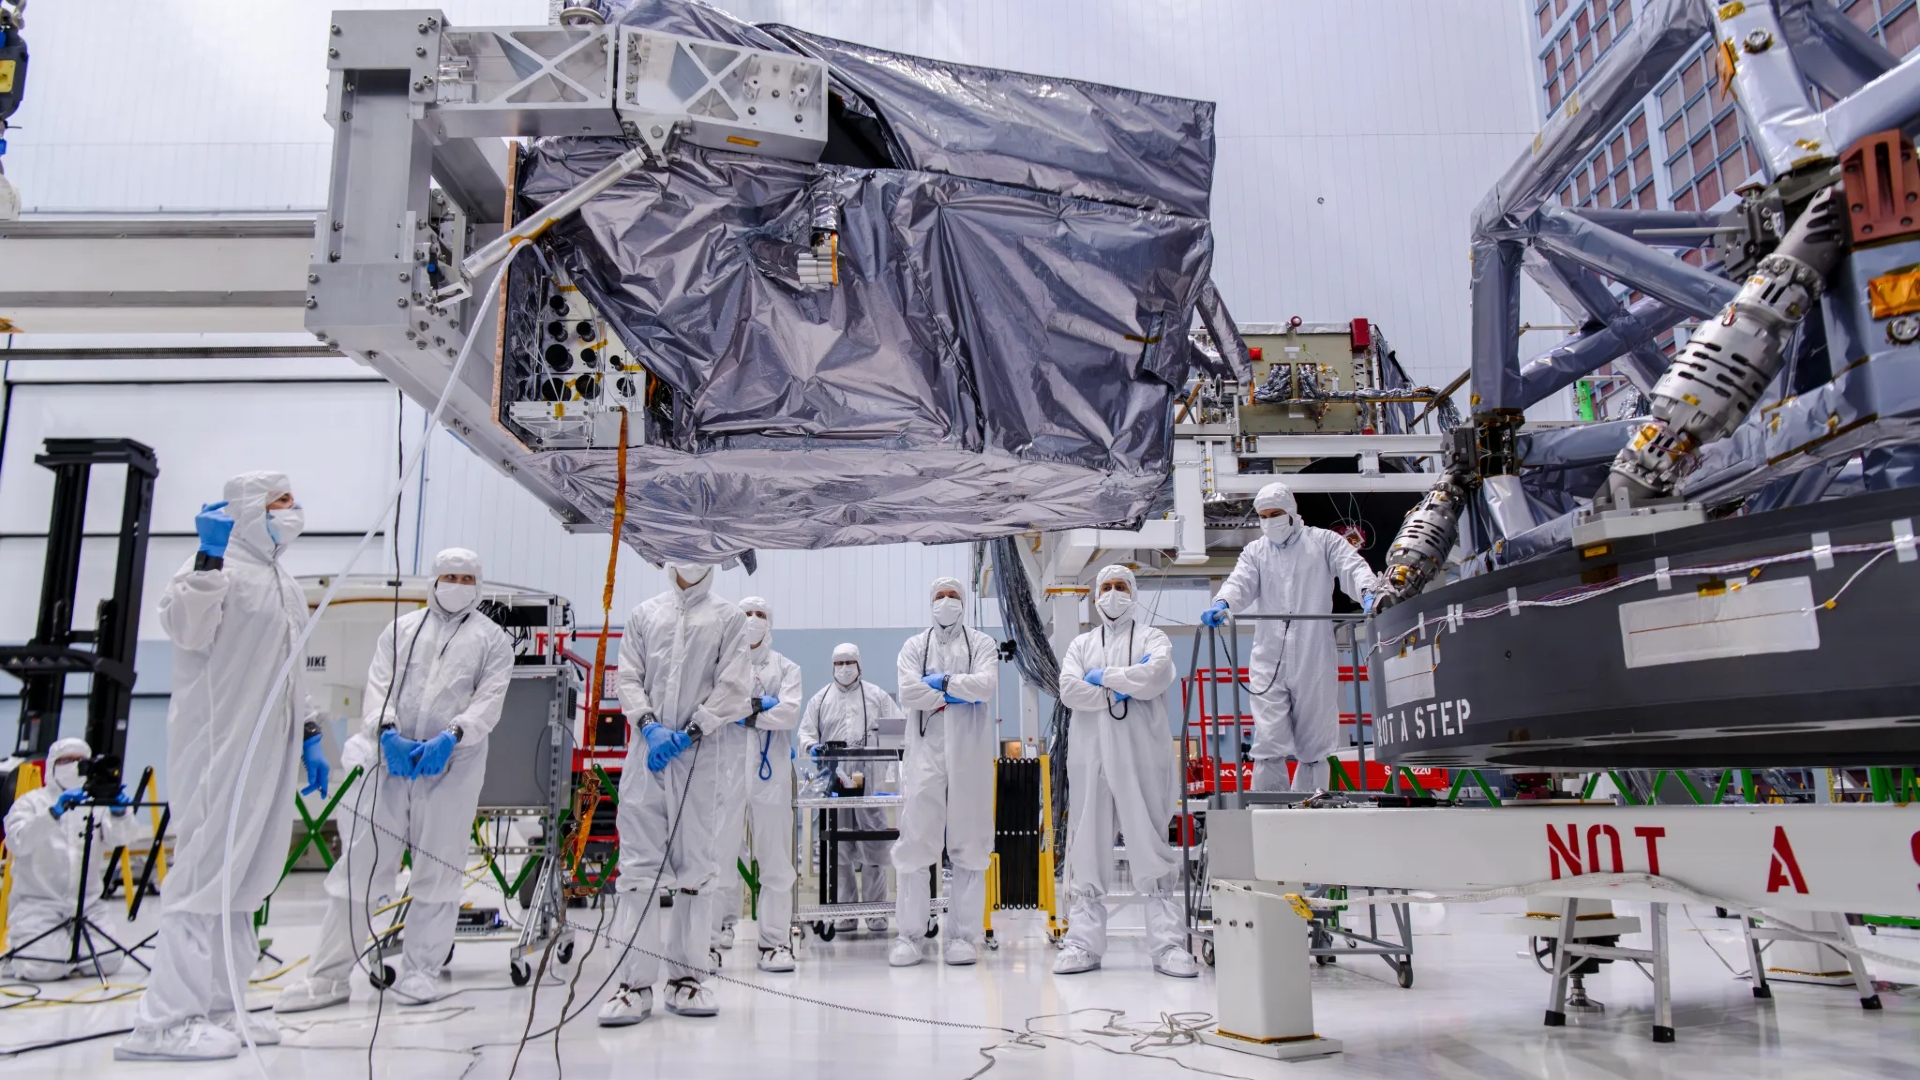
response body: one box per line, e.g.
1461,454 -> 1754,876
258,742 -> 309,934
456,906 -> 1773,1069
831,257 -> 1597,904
502,1 -> 1221,560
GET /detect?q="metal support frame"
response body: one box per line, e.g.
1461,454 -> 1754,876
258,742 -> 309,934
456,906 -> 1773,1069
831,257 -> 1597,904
1741,915 -> 1883,1009
307,9 -> 835,538
0,439 -> 157,785
1544,896 -> 1674,1042
1461,0 -> 1920,425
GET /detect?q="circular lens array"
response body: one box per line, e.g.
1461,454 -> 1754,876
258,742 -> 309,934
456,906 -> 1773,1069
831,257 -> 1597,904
529,285 -> 643,406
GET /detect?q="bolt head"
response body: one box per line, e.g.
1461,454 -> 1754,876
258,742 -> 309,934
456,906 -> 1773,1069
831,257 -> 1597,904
305,297 -> 318,309
399,271 -> 410,282
328,48 -> 339,58
416,46 -> 427,57
397,298 -> 410,308
328,252 -> 341,262
331,24 -> 341,35
307,272 -> 319,283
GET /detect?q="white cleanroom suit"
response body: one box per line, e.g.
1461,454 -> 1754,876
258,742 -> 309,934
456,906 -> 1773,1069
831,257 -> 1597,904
3,737 -> 143,980
1055,565 -> 1192,977
277,547 -> 514,1012
600,564 -> 751,1022
1214,481 -> 1379,793
121,471 -> 316,1061
709,596 -> 803,967
796,645 -> 902,927
892,577 -> 1000,966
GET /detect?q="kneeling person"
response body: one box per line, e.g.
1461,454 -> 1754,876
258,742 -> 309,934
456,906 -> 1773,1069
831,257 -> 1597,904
3,738 -> 141,981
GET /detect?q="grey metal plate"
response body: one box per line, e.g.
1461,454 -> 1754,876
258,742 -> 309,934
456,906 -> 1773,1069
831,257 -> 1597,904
479,668 -> 572,810
1372,486 -> 1920,768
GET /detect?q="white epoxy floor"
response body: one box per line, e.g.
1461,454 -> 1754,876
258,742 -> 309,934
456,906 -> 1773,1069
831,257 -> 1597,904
4,873 -> 1916,1079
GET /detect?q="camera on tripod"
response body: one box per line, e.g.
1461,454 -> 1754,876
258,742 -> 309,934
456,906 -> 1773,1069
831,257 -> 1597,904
74,753 -> 123,803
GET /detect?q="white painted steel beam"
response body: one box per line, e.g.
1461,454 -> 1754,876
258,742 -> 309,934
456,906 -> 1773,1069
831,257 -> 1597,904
1249,434 -> 1446,457
0,218 -> 317,335
1248,805 -> 1920,916
1213,472 -> 1436,494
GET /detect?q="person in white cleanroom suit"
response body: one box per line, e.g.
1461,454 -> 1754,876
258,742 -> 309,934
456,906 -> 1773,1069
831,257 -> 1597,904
275,547 -> 514,1013
796,643 -> 902,935
3,737 -> 142,980
1052,566 -> 1196,978
1201,480 -> 1379,794
597,563 -> 751,1027
890,577 -> 1000,968
118,472 -> 317,1061
708,596 -> 803,972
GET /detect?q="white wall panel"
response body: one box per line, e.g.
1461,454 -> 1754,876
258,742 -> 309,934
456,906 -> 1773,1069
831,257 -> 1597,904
0,381 -> 401,533
10,0 -> 547,212
0,533 -> 392,645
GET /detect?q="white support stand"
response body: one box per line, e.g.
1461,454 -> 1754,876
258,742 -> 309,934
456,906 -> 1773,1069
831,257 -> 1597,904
1743,911 -> 1882,1009
1545,897 -> 1674,1042
1506,896 -> 1641,1013
1201,880 -> 1342,1061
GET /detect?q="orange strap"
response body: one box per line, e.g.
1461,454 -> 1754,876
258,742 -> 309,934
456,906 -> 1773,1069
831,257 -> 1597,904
586,409 -> 629,746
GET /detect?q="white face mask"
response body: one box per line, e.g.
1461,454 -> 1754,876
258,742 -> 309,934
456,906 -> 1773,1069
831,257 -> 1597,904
1261,515 -> 1298,546
266,505 -> 306,546
744,614 -> 769,647
1096,588 -> 1134,621
51,761 -> 84,792
833,663 -> 860,687
931,596 -> 963,627
435,580 -> 478,614
670,563 -> 711,589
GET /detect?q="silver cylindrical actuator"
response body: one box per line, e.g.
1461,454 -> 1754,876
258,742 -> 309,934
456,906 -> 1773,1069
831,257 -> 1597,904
1603,183 -> 1849,505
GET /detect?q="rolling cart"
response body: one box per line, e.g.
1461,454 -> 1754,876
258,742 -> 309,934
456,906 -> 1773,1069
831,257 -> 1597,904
1178,615 -> 1415,988
793,744 -> 946,940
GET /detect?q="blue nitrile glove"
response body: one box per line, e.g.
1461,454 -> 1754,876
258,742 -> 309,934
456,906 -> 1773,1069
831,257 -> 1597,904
922,673 -> 949,692
1200,600 -> 1229,627
1114,691 -> 1132,702
758,695 -> 778,713
194,501 -> 234,558
808,743 -> 824,758
51,788 -> 88,818
1139,653 -> 1152,665
413,730 -> 458,777
642,722 -> 690,772
1362,592 -> 1379,615
943,691 -> 970,705
111,786 -> 133,816
301,733 -> 330,796
381,728 -> 421,779
1085,669 -> 1106,687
